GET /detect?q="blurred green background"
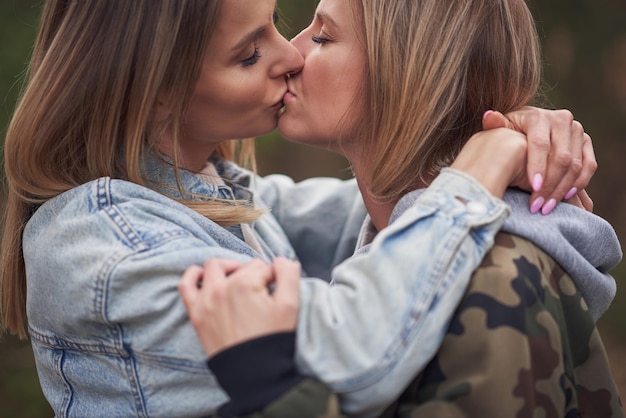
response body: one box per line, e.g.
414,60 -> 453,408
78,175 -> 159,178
0,1 -> 624,417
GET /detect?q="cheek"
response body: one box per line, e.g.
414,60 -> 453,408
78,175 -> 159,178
313,59 -> 362,128
185,71 -> 274,141
197,75 -> 264,115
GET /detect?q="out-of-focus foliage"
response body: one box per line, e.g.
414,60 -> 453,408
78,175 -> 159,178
0,1 -> 624,416
1,4 -> 54,417
524,0 -> 626,342
0,1 -> 40,139
528,0 -> 626,235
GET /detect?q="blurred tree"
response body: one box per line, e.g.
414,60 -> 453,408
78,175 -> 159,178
0,0 -> 40,141
0,4 -> 53,417
528,0 -> 626,238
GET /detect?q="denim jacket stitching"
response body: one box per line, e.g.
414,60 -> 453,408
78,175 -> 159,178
103,205 -> 148,251
122,346 -> 150,418
96,176 -> 111,210
29,326 -> 129,356
54,350 -> 72,418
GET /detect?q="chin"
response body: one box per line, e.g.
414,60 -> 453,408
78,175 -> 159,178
277,121 -> 323,148
276,125 -> 300,142
277,117 -> 302,142
241,119 -> 279,139
278,129 -> 325,149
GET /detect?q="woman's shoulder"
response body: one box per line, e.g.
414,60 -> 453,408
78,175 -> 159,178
481,232 -> 554,273
470,231 -> 592,327
24,177 -> 210,250
35,176 -> 198,218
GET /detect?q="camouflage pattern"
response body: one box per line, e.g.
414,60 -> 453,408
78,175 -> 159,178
225,379 -> 343,418
381,232 -> 624,418
232,233 -> 623,418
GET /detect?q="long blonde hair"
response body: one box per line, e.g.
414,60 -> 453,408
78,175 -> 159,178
353,0 -> 542,202
1,0 -> 260,337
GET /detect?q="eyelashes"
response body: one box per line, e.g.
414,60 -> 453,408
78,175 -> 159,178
312,36 -> 330,44
240,10 -> 279,67
241,46 -> 261,67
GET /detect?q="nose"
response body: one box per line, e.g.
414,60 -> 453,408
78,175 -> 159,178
271,35 -> 304,79
290,28 -> 310,58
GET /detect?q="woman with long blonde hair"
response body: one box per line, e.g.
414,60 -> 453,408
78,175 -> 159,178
181,0 -> 623,416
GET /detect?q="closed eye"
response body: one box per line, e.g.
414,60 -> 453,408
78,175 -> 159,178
242,46 -> 261,67
312,36 -> 330,44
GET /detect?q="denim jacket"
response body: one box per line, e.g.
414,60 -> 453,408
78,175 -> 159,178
25,155 -> 509,417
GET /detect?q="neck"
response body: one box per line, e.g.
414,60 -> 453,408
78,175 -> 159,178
357,181 -> 397,231
349,151 -> 429,232
349,156 -> 397,231
157,132 -> 220,173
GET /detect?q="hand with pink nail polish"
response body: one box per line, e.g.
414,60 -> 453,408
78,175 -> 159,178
483,107 -> 596,214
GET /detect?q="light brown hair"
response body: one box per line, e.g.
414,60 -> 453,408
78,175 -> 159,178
1,0 -> 260,337
352,0 -> 542,202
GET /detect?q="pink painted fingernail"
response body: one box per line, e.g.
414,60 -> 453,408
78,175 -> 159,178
483,110 -> 494,121
564,187 -> 578,200
532,173 -> 543,192
530,196 -> 545,214
541,198 -> 557,215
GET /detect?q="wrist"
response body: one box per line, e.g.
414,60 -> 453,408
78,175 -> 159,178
450,160 -> 511,198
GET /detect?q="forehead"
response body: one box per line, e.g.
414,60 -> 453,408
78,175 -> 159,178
316,0 -> 352,20
315,0 -> 360,35
211,0 -> 275,43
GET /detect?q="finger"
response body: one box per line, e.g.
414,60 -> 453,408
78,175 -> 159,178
482,110 -> 515,130
524,114 -> 554,194
536,118 -> 584,214
203,258 -> 246,277
272,257 -> 301,308
178,265 -> 204,310
544,133 -> 595,214
537,109 -> 574,188
200,258 -> 246,292
229,259 -> 275,292
501,107 -> 551,190
576,189 -> 594,212
201,259 -> 233,293
564,192 -> 586,209
571,133 -> 597,192
562,188 -> 593,212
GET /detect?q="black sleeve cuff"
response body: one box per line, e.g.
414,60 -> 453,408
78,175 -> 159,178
207,332 -> 305,417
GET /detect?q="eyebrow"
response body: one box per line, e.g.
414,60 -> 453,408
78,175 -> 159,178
231,25 -> 267,52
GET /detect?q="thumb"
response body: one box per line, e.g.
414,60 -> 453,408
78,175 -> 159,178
178,265 -> 204,312
482,110 -> 515,131
272,257 -> 301,310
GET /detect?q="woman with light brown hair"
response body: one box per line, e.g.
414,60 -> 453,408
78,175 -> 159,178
181,0 -> 623,416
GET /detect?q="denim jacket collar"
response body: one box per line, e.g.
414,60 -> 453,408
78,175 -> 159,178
139,151 -> 254,203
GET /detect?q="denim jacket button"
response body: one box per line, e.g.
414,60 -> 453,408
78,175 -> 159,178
466,201 -> 487,216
